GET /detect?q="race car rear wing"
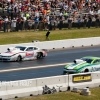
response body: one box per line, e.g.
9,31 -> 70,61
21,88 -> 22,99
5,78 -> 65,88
74,59 -> 86,64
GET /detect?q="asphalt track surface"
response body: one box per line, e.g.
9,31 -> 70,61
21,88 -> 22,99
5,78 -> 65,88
0,46 -> 100,81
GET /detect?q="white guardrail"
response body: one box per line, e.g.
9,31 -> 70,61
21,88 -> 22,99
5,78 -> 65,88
0,71 -> 100,100
0,37 -> 100,52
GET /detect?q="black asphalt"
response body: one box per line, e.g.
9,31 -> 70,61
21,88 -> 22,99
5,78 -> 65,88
0,46 -> 100,81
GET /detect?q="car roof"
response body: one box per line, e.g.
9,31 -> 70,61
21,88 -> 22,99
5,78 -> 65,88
15,46 -> 38,48
82,56 -> 100,60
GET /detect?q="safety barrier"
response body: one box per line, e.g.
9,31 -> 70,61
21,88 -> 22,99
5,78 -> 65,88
7,79 -> 38,99
0,72 -> 100,100
0,37 -> 100,53
0,75 -> 68,100
0,82 -> 8,100
0,79 -> 38,100
36,75 -> 68,94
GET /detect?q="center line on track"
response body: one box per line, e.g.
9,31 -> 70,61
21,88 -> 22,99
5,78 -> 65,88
0,63 -> 69,73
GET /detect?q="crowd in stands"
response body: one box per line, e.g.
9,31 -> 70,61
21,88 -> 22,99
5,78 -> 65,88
0,0 -> 100,32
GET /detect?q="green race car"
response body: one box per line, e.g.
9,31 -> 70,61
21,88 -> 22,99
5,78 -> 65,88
63,56 -> 100,74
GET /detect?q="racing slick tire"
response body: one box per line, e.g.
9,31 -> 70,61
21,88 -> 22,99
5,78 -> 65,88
37,52 -> 43,59
84,69 -> 89,73
63,71 -> 67,75
17,55 -> 22,62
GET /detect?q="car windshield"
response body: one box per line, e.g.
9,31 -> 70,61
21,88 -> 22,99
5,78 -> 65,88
81,58 -> 93,63
15,46 -> 26,51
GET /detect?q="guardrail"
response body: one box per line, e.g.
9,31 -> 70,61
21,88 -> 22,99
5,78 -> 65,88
0,37 -> 100,53
0,71 -> 100,100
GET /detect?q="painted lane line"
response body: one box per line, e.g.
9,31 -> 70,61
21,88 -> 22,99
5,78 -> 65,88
0,63 -> 70,73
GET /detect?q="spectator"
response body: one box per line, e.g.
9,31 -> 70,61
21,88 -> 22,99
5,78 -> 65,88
63,11 -> 68,20
24,18 -> 29,31
3,16 -> 9,32
34,16 -> 39,31
97,8 -> 100,14
89,8 -> 94,15
39,16 -> 43,30
43,17 -> 47,30
11,17 -> 16,31
68,16 -> 73,29
87,16 -> 92,28
54,16 -> 58,30
28,18 -> 33,30
0,0 -> 100,31
46,30 -> 50,40
95,15 -> 99,28
46,14 -> 50,30
58,16 -> 63,30
83,15 -> 87,28
16,16 -> 21,32
50,16 -> 54,30
77,16 -> 81,29
20,17 -> 24,31
35,9 -> 39,17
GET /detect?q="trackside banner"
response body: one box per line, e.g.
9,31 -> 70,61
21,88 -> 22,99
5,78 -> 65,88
72,74 -> 92,83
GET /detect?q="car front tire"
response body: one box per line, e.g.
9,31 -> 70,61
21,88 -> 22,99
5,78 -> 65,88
17,55 -> 22,62
37,52 -> 43,59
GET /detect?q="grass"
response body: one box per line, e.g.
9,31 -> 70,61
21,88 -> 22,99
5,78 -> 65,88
0,28 -> 100,45
16,88 -> 100,100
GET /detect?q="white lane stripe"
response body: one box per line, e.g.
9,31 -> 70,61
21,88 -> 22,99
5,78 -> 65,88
0,63 -> 69,73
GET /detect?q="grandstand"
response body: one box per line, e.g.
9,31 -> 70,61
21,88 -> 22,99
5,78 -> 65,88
0,0 -> 100,31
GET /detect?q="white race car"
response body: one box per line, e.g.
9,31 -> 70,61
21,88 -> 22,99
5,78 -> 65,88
0,46 -> 47,62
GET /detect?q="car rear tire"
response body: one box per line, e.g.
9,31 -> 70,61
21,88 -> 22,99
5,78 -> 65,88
63,71 -> 67,75
84,69 -> 89,73
17,55 -> 22,62
37,52 -> 43,59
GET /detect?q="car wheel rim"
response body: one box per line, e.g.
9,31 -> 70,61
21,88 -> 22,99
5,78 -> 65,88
37,53 -> 41,59
17,56 -> 21,61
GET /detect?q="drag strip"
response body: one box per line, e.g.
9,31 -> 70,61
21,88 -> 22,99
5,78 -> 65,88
0,46 -> 100,70
0,65 -> 63,81
0,46 -> 100,81
0,63 -> 67,73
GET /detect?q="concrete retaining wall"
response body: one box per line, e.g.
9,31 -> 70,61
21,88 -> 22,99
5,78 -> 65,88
0,72 -> 100,100
0,79 -> 38,99
0,75 -> 68,100
0,82 -> 8,100
0,37 -> 100,53
37,75 -> 68,94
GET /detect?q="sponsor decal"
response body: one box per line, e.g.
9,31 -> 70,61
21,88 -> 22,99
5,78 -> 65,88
0,80 -> 32,87
9,52 -> 13,54
73,74 -> 92,83
26,52 -> 34,57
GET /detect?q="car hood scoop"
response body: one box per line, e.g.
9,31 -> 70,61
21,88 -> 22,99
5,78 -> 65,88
74,59 -> 86,64
0,48 -> 21,56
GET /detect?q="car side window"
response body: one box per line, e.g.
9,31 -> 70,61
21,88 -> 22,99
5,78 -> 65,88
26,47 -> 33,51
34,47 -> 38,50
93,60 -> 100,64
